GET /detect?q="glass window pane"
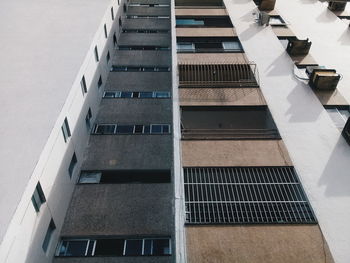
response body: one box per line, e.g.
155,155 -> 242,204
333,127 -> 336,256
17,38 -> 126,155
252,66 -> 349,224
65,240 -> 88,256
339,110 -> 350,122
327,108 -> 346,128
104,92 -> 115,98
177,43 -> 194,51
79,172 -> 102,184
270,16 -> 284,25
143,239 -> 152,255
222,41 -> 241,51
152,239 -> 170,255
155,92 -> 170,98
139,92 -> 153,98
162,125 -> 170,134
96,125 -> 115,134
116,125 -> 134,134
134,125 -> 144,134
94,239 -> 124,256
124,239 -> 143,256
151,125 -> 162,134
176,19 -> 204,26
121,92 -> 133,98
143,125 -> 150,134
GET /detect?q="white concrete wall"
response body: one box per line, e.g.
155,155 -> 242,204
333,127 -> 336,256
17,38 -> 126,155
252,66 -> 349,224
0,0 -> 124,262
225,0 -> 350,262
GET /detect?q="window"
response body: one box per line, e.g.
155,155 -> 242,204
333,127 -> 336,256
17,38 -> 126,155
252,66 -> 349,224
97,75 -> 103,89
31,182 -> 46,212
123,3 -> 127,12
106,51 -> 110,63
184,167 -> 316,224
118,46 -> 170,51
113,33 -> 117,46
177,43 -> 195,52
92,124 -> 171,135
94,46 -> 99,62
104,24 -> 108,38
126,15 -> 170,19
103,91 -> 171,99
111,7 -> 114,20
57,237 -> 171,257
176,19 -> 205,26
119,17 -> 122,27
61,117 -> 71,143
80,76 -> 87,94
122,29 -> 169,33
111,66 -> 170,72
222,41 -> 242,51
326,106 -> 350,128
269,16 -> 287,26
78,170 -> 171,184
68,153 -> 77,178
42,219 -> 56,252
85,108 -> 92,129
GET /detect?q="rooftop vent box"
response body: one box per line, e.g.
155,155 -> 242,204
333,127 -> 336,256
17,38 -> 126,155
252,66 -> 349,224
255,0 -> 276,11
286,38 -> 312,56
328,1 -> 347,11
307,66 -> 340,90
342,117 -> 350,145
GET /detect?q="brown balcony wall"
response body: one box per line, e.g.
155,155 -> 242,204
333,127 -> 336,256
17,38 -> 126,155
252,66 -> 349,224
179,88 -> 266,106
175,8 -> 227,16
182,140 -> 292,166
176,27 -> 236,37
186,225 -> 334,263
271,26 -> 296,38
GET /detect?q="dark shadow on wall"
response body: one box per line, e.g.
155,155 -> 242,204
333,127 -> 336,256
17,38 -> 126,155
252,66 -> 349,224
319,135 -> 350,197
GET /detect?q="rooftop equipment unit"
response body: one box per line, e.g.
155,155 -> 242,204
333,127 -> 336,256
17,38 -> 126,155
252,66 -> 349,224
307,66 -> 340,90
286,38 -> 312,56
328,0 -> 348,11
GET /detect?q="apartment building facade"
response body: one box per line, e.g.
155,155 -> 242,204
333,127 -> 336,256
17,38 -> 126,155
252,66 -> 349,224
0,0 -> 350,262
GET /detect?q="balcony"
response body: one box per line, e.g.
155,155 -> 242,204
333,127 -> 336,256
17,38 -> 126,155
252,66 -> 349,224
178,61 -> 258,87
181,106 -> 280,140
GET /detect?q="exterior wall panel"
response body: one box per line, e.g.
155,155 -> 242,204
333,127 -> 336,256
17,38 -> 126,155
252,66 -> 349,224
186,225 -> 334,263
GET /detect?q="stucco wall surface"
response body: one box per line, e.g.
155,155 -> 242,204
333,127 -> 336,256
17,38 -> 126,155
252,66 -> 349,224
224,0 -> 350,262
186,225 -> 334,263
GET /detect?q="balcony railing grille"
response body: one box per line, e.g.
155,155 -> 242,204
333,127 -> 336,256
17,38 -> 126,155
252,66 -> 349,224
178,62 -> 258,87
184,167 -> 317,224
181,128 -> 280,140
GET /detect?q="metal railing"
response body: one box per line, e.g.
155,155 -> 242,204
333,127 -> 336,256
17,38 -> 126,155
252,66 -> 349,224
181,128 -> 280,140
178,61 -> 259,87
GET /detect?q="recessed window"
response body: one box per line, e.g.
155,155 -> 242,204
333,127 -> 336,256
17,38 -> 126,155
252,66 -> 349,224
94,124 -> 116,134
177,43 -> 195,52
269,16 -> 287,26
113,33 -> 117,46
119,17 -> 122,27
78,170 -> 171,184
94,46 -> 99,62
31,182 -> 46,212
103,91 -> 170,99
68,153 -> 77,178
61,117 -> 71,143
118,46 -> 170,51
80,76 -> 87,94
111,66 -> 170,72
42,219 -> 56,252
92,124 -> 171,135
106,51 -> 110,63
222,41 -> 242,51
325,106 -> 350,128
104,24 -> 108,38
97,75 -> 103,89
56,237 -> 171,257
85,108 -> 92,130
111,7 -> 114,20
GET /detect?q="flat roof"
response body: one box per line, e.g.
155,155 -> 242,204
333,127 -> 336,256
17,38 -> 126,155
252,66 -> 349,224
0,0 -> 111,243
